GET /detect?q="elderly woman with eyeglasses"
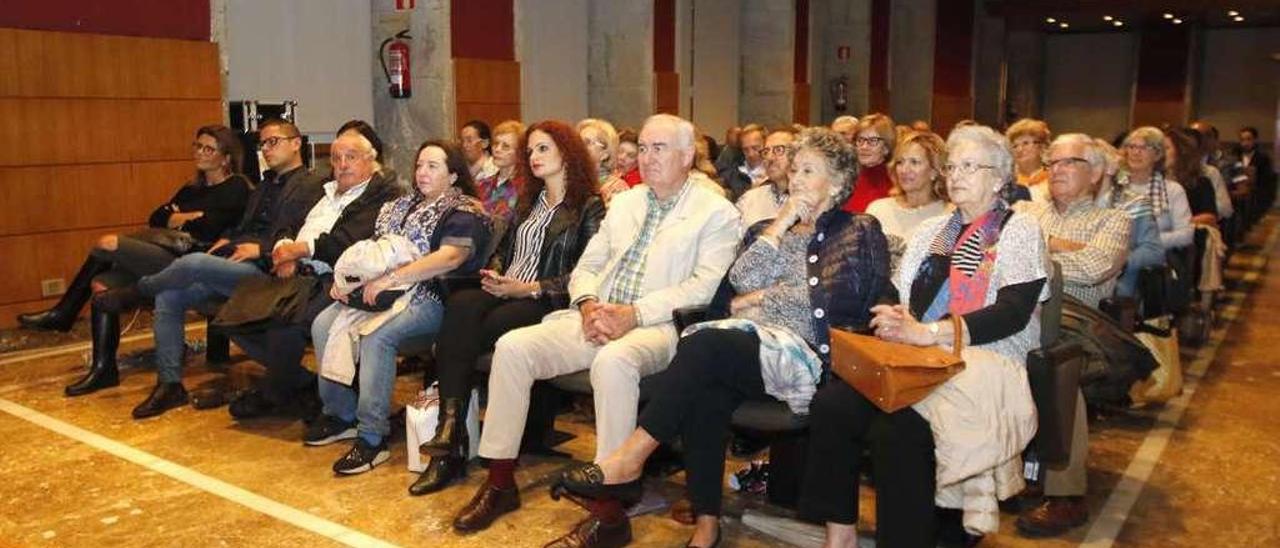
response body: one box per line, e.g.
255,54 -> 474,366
841,113 -> 896,213
549,128 -> 889,548
1006,118 -> 1052,199
577,118 -> 630,205
802,124 -> 1045,546
1117,127 -> 1194,251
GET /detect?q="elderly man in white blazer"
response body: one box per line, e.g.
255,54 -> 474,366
451,114 -> 743,534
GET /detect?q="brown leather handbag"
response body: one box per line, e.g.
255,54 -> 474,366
829,315 -> 966,413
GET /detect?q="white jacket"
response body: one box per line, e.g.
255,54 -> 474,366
569,179 -> 743,325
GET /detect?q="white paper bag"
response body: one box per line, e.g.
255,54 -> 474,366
405,386 -> 480,472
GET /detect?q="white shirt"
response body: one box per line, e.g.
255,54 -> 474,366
865,196 -> 949,243
736,182 -> 787,226
275,178 -> 371,272
471,155 -> 498,181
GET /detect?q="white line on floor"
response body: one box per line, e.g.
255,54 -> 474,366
0,398 -> 399,547
1079,220 -> 1280,548
0,323 -> 206,367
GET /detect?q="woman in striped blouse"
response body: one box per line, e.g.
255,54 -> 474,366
411,120 -> 605,495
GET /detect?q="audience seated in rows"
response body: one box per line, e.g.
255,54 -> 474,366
734,127 -> 796,226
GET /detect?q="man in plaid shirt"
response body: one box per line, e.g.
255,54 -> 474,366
450,114 -> 743,535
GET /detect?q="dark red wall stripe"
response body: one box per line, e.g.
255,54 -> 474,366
794,0 -> 809,83
1135,25 -> 1191,103
654,0 -> 676,73
450,0 -> 514,60
869,0 -> 891,112
1,0 -> 210,40
932,0 -> 973,98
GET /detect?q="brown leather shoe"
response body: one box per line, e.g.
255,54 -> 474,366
1015,496 -> 1088,537
452,482 -> 520,533
670,497 -> 695,525
543,515 -> 631,548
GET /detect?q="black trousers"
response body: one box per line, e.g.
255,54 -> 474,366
798,380 -> 938,548
231,283 -> 335,405
433,288 -> 550,399
90,235 -> 178,289
637,328 -> 771,517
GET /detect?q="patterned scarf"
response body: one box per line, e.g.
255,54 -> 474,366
911,201 -> 1012,322
1117,171 -> 1168,219
375,187 -> 489,302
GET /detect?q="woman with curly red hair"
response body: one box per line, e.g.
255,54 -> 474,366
408,120 -> 606,495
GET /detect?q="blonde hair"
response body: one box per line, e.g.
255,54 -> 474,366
1005,118 -> 1051,144
576,118 -> 620,170
493,120 -> 526,138
855,113 -> 896,155
890,131 -> 948,201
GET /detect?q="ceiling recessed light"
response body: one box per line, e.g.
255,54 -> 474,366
1233,16 -> 1245,22
1059,22 -> 1069,29
1173,18 -> 1183,24
1113,21 -> 1124,27
1228,10 -> 1240,17
1103,15 -> 1113,21
1163,13 -> 1174,19
1046,17 -> 1056,23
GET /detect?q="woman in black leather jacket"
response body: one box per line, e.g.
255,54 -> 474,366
410,120 -> 606,495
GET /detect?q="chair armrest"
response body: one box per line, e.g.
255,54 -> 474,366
673,305 -> 716,332
1025,339 -> 1086,467
1099,296 -> 1137,334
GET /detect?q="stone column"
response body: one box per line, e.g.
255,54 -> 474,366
888,0 -> 935,125
1004,29 -> 1045,123
740,0 -> 794,128
690,0 -> 741,137
813,0 -> 873,124
588,0 -> 654,128
371,0 -> 453,180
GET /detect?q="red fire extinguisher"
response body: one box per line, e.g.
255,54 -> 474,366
380,30 -> 412,99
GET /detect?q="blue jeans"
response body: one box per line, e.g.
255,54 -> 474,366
315,297 -> 444,441
137,252 -> 264,297
149,254 -> 267,383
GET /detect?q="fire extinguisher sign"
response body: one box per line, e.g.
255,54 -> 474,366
396,0 -> 415,11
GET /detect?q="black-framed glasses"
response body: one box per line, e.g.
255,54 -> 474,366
191,142 -> 219,155
854,136 -> 885,147
762,145 -> 792,157
1046,157 -> 1089,170
258,135 -> 300,150
942,161 -> 996,177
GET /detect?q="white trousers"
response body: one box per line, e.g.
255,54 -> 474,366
477,309 -> 678,462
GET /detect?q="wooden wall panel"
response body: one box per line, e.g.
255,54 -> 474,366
454,58 -> 521,128
0,28 -> 222,327
655,72 -> 680,115
794,83 -> 811,125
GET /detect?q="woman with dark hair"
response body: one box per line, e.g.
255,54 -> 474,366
20,124 -> 250,389
309,139 -> 490,475
1164,127 -> 1218,225
550,128 -> 890,548
410,120 -> 606,495
461,120 -> 496,180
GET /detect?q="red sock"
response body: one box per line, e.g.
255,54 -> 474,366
488,459 -> 517,489
588,497 -> 626,525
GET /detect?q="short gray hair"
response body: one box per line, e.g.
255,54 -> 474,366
946,124 -> 1014,186
1051,133 -> 1106,171
642,113 -> 697,152
576,118 -> 620,169
1125,126 -> 1167,172
831,115 -> 858,128
795,127 -> 859,206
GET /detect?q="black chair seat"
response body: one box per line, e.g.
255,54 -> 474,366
730,400 -> 808,432
546,369 -> 663,401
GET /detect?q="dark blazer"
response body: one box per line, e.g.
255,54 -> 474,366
269,171 -> 402,268
489,195 -> 606,309
227,165 -> 325,248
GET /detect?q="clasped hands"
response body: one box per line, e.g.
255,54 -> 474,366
869,304 -> 935,347
579,300 -> 638,345
270,241 -> 311,278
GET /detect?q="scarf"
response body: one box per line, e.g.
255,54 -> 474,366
376,187 -> 489,302
910,202 -> 1012,322
1117,171 -> 1168,219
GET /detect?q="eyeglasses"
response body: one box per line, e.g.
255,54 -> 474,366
1046,157 -> 1089,170
762,145 -> 792,158
854,136 -> 885,148
258,135 -> 300,150
191,142 -> 219,156
942,161 -> 996,177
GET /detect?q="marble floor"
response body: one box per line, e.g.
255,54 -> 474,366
1,216 -> 1278,547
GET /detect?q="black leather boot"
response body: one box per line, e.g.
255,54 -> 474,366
418,397 -> 467,457
18,255 -> 111,331
131,382 -> 189,419
64,303 -> 121,397
408,454 -> 467,496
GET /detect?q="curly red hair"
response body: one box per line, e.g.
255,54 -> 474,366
516,120 -> 599,216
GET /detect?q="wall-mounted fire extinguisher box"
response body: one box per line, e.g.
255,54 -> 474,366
380,30 -> 412,99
